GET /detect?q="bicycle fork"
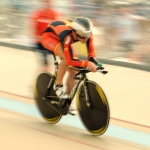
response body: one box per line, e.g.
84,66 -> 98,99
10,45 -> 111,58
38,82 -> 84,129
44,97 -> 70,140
83,78 -> 92,109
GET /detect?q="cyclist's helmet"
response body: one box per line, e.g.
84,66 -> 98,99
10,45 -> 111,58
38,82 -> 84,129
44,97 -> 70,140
72,17 -> 92,39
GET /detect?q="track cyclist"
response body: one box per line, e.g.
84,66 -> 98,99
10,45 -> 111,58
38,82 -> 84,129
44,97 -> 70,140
42,16 -> 102,106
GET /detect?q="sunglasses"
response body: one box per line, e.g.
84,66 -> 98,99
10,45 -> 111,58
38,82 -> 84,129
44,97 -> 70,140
75,30 -> 91,40
76,34 -> 87,40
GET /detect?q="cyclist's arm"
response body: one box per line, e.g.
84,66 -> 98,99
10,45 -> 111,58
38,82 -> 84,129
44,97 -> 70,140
64,36 -> 89,67
88,35 -> 96,58
88,35 -> 102,66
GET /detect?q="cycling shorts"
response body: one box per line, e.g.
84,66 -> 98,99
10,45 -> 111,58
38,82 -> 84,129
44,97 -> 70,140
42,32 -> 61,56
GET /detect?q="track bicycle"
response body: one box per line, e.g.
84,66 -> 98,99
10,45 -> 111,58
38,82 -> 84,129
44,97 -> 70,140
34,54 -> 110,136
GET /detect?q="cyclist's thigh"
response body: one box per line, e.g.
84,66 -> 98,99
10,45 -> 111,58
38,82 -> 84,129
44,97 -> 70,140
42,32 -> 61,55
56,44 -> 65,60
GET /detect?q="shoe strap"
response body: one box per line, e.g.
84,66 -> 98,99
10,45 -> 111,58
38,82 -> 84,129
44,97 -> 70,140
55,84 -> 63,91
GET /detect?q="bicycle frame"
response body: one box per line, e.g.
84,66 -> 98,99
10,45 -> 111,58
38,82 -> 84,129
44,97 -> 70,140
42,55 -> 92,111
42,54 -> 107,114
69,73 -> 92,108
34,55 -> 109,134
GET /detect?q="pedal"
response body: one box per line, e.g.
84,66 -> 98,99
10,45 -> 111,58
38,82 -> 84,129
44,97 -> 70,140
59,98 -> 71,107
59,104 -> 69,115
59,98 -> 66,107
59,99 -> 71,115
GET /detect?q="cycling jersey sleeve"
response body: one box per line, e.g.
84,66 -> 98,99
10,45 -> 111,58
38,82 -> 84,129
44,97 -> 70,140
64,36 -> 89,67
88,35 -> 96,58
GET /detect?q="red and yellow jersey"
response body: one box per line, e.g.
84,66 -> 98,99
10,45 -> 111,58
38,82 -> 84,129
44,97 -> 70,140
42,20 -> 96,67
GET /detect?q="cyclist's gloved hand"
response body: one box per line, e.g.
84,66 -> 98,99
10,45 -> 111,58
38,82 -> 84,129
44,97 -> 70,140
87,62 -> 97,72
88,57 -> 102,67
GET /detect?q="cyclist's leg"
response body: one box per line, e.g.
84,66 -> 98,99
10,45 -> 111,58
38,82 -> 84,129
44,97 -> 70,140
42,32 -> 69,98
66,69 -> 76,95
52,46 -> 76,96
42,32 -> 76,95
55,45 -> 68,85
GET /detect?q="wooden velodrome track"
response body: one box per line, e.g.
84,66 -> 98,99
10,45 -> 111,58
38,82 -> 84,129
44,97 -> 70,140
0,46 -> 150,150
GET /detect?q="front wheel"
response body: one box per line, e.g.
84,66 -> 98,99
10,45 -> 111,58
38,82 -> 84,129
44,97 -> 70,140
34,72 -> 62,124
76,80 -> 110,136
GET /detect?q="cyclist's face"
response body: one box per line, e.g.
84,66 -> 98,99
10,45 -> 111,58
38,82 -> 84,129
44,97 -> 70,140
72,30 -> 88,43
76,33 -> 88,43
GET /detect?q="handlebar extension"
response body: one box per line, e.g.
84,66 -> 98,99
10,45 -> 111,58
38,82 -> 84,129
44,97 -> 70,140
96,66 -> 108,75
73,66 -> 108,80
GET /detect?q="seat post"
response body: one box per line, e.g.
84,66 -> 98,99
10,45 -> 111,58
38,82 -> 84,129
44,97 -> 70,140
52,53 -> 56,61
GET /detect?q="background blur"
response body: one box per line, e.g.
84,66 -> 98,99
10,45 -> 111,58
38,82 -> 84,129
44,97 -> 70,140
0,2 -> 150,148
0,0 -> 150,65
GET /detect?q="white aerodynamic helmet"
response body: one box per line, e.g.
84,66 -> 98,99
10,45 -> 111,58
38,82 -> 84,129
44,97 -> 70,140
72,16 -> 92,38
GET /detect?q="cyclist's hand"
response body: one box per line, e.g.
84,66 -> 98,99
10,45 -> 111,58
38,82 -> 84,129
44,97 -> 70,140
88,57 -> 102,67
87,62 -> 97,72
